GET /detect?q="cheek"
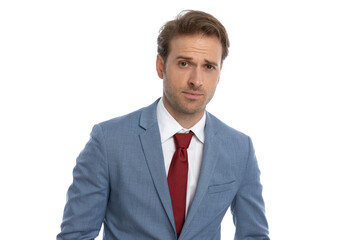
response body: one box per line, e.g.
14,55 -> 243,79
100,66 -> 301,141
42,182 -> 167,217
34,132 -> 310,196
163,74 -> 178,95
165,71 -> 183,88
208,85 -> 218,98
205,76 -> 220,92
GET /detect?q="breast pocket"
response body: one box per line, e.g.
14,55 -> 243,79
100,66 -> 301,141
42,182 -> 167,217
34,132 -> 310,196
207,180 -> 236,194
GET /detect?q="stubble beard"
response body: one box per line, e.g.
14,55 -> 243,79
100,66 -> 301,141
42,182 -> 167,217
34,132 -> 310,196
163,86 -> 213,120
162,70 -> 216,120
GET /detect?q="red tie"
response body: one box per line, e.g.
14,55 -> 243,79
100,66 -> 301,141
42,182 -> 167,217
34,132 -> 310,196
167,131 -> 194,238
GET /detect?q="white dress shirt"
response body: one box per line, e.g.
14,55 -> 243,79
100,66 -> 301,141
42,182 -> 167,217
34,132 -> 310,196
156,98 -> 206,216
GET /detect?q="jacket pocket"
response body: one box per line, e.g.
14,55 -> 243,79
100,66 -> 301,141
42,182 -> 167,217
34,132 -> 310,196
207,180 -> 236,194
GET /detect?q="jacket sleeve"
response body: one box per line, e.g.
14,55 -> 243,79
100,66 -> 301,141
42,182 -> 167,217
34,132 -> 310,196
57,124 -> 110,240
231,137 -> 270,240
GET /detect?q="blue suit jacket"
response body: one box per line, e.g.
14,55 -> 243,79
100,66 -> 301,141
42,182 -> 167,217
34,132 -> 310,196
57,99 -> 269,240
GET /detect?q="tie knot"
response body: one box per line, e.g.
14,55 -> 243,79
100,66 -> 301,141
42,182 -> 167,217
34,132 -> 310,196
173,131 -> 194,149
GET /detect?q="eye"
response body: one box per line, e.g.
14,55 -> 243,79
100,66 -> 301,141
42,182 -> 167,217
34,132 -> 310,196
179,61 -> 188,67
206,64 -> 215,70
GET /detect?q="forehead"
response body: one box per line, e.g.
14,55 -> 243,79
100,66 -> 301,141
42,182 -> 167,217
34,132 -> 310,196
168,34 -> 222,61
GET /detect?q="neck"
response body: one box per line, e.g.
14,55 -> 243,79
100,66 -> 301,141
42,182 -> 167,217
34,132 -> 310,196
162,99 -> 205,129
171,111 -> 204,129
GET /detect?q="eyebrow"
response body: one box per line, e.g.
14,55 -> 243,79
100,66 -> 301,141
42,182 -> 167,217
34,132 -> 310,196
176,56 -> 219,67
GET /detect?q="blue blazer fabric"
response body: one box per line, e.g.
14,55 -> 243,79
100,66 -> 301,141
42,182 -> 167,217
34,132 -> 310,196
57,99 -> 269,240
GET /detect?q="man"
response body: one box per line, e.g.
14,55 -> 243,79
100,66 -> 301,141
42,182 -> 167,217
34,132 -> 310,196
58,10 -> 269,240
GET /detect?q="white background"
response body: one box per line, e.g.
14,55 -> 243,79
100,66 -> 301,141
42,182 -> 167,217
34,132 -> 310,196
1,0 -> 359,239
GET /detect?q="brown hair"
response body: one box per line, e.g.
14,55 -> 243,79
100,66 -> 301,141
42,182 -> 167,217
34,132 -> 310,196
157,10 -> 230,62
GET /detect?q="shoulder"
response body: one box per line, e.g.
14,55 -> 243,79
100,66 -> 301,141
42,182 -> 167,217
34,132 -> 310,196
96,108 -> 146,139
95,99 -> 159,136
99,108 -> 143,130
206,112 -> 249,141
86,106 -> 148,149
205,112 -> 253,156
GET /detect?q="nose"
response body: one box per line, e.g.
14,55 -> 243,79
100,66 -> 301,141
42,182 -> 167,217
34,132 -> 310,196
189,67 -> 203,88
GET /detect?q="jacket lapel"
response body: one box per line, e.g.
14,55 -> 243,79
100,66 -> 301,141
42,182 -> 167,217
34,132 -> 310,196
138,102 -> 222,239
180,112 -> 220,239
138,99 -> 176,234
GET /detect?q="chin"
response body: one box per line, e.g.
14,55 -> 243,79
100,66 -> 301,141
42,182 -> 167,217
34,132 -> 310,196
182,106 -> 206,115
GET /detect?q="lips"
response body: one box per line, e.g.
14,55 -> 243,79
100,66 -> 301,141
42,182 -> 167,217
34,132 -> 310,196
183,91 -> 203,99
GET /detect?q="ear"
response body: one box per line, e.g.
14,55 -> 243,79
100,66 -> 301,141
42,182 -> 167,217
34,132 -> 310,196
156,54 -> 165,79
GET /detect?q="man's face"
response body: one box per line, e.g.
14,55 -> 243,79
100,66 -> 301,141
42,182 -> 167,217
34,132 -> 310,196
156,34 -> 223,122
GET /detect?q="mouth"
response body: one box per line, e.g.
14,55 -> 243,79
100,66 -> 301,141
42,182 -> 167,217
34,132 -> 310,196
182,91 -> 203,100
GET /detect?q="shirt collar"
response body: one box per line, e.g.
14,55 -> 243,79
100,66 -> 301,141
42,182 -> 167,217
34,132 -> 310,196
156,98 -> 206,144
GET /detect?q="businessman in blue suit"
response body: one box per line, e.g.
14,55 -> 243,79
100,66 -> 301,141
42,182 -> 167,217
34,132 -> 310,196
58,10 -> 270,240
